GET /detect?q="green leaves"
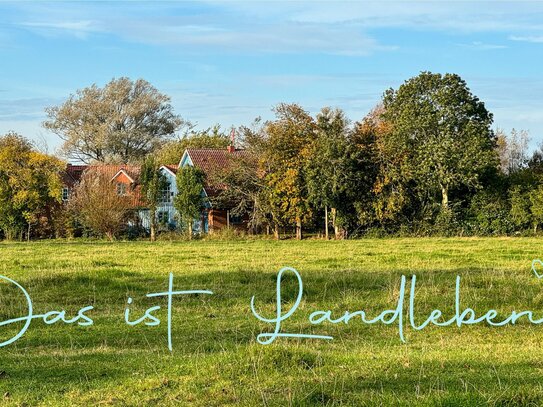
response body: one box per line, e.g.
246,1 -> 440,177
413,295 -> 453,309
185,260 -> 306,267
382,72 -> 498,209
174,166 -> 207,235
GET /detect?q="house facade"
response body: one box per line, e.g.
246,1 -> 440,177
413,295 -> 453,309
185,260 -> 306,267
62,146 -> 248,234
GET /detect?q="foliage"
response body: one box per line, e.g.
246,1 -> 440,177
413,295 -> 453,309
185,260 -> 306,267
139,155 -> 168,241
382,72 -> 498,210
0,132 -> 64,240
44,77 -> 182,164
261,103 -> 316,239
69,169 -> 133,240
174,165 -> 207,237
496,128 -> 530,174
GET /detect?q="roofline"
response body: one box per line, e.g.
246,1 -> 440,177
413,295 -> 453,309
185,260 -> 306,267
111,169 -> 135,183
178,149 -> 193,168
159,165 -> 177,177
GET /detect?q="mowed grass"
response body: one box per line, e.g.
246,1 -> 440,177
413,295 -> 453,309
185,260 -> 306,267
0,238 -> 543,406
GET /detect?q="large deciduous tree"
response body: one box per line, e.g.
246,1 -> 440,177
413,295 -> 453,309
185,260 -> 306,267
44,77 -> 182,164
0,132 -> 64,240
305,107 -> 367,238
382,72 -> 498,210
262,103 -> 316,240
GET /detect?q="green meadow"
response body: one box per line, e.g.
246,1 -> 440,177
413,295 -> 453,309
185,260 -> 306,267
1,238 -> 543,406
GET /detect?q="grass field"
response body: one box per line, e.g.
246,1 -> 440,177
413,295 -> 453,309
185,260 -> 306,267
1,238 -> 543,406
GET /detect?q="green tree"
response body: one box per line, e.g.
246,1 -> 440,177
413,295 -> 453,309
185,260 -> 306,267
262,103 -> 316,240
140,156 -> 168,241
0,132 -> 64,240
174,166 -> 207,238
305,107 -> 366,239
529,185 -> 543,233
44,77 -> 182,164
382,72 -> 498,210
353,105 -> 405,229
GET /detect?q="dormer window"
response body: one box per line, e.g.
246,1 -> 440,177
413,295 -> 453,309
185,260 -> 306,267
116,182 -> 127,196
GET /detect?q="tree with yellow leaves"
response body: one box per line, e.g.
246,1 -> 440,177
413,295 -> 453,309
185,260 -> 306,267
0,132 -> 64,240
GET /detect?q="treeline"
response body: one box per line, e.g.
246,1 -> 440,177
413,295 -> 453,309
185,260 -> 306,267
218,72 -> 543,238
0,72 -> 542,240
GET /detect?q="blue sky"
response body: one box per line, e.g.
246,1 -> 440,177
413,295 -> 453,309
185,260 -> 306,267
1,1 -> 543,153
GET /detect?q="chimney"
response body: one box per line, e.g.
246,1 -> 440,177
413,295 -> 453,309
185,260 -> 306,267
227,145 -> 236,153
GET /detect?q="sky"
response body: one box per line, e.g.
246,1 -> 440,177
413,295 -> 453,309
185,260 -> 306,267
1,0 -> 543,154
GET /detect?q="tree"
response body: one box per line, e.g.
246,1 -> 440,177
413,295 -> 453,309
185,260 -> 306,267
382,72 -> 498,210
213,119 -> 282,236
262,103 -> 316,240
496,128 -> 530,174
0,132 -> 64,240
353,105 -> 404,229
69,170 -> 132,240
305,107 -> 365,239
510,183 -> 543,234
140,156 -> 168,241
44,77 -> 182,164
174,166 -> 207,238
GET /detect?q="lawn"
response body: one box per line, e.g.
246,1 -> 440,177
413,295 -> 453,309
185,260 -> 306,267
0,237 -> 543,406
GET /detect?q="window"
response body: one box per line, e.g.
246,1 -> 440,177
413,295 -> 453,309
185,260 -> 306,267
62,188 -> 69,201
160,184 -> 172,203
116,182 -> 127,196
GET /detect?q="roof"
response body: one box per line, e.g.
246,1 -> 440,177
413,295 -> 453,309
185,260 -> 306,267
62,164 -> 88,188
63,164 -> 142,185
91,165 -> 141,182
62,164 -> 145,207
162,164 -> 178,175
184,148 -> 246,197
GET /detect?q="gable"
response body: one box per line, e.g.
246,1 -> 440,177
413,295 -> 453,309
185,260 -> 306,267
112,169 -> 134,184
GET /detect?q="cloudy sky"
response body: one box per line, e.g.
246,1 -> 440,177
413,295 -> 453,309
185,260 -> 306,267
1,1 -> 543,152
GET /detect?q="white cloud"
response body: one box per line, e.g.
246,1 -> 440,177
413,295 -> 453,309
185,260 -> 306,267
221,1 -> 543,33
8,1 -> 543,55
6,2 -> 398,55
458,41 -> 508,50
509,35 -> 543,43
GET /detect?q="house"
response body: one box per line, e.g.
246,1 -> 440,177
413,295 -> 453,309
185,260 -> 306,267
179,147 -> 248,232
61,146 -> 248,234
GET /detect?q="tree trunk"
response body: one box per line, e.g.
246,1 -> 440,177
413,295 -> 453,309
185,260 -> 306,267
274,224 -> 280,240
150,208 -> 156,242
331,208 -> 341,239
324,205 -> 329,240
188,220 -> 193,240
441,185 -> 449,208
27,223 -> 31,242
295,218 -> 302,240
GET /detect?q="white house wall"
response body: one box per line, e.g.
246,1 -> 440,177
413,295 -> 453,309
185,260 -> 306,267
138,166 -> 179,230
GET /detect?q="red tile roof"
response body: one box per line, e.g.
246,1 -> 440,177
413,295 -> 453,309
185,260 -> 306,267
62,164 -> 145,207
163,164 -> 178,175
185,148 -> 246,197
